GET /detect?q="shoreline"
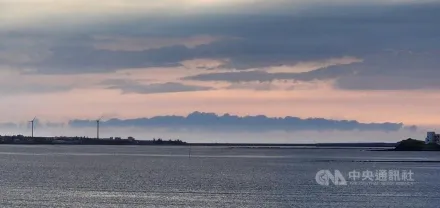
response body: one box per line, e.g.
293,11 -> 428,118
0,142 -> 397,148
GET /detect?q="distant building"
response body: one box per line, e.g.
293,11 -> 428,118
425,132 -> 440,144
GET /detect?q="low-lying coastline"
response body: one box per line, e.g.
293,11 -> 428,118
0,135 -> 397,148
2,135 -> 438,151
0,135 -> 186,145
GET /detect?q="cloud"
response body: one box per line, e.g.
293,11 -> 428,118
68,111 -> 406,132
265,57 -> 362,73
180,58 -> 229,70
92,35 -> 223,51
185,51 -> 440,91
225,82 -> 279,91
183,64 -> 355,82
1,2 -> 439,75
0,71 -> 77,95
333,52 -> 440,90
0,1 -> 439,93
0,84 -> 74,95
101,79 -> 214,94
0,122 -> 19,129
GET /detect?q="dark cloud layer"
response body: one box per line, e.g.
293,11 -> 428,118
1,2 -> 439,90
2,3 -> 439,68
101,79 -> 213,94
185,51 -> 440,90
334,52 -> 440,90
68,111 -> 406,132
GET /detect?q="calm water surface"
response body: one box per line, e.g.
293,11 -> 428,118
0,145 -> 439,207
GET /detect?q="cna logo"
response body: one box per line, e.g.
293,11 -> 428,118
315,170 -> 347,186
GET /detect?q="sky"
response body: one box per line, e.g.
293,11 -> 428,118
0,0 -> 439,142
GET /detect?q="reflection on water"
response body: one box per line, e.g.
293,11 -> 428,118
0,145 -> 440,207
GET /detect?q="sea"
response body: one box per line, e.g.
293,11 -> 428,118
0,145 -> 439,207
